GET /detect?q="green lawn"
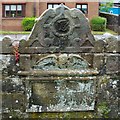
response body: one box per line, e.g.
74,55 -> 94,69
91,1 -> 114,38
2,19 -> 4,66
92,29 -> 118,35
0,31 -> 30,35
0,29 -> 118,35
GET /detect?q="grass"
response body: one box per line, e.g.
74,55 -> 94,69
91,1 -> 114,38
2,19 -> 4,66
92,29 -> 118,35
0,31 -> 30,35
0,29 -> 118,35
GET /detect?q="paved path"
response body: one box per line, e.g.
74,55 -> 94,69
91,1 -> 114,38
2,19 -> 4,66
0,34 -> 29,41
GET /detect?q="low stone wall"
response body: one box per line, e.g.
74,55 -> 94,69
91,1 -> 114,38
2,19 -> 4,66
0,34 -> 119,119
100,12 -> 120,34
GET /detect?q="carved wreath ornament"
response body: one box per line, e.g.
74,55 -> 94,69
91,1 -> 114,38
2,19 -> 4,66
33,54 -> 89,70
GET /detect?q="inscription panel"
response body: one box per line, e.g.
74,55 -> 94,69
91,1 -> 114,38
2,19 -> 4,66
22,54 -> 98,112
27,79 -> 96,112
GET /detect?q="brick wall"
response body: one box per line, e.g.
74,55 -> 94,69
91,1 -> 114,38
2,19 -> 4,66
88,2 -> 99,20
2,18 -> 23,31
0,1 -> 2,31
0,1 -> 99,31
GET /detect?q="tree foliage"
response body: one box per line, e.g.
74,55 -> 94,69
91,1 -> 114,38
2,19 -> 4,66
100,1 -> 113,12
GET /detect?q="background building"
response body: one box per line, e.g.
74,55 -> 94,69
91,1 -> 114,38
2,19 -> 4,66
0,0 -> 99,31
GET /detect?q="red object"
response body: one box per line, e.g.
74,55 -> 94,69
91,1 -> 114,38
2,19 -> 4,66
13,46 -> 20,63
15,50 -> 20,63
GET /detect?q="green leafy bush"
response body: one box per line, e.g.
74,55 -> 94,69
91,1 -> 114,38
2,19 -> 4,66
22,17 -> 36,31
90,16 -> 107,31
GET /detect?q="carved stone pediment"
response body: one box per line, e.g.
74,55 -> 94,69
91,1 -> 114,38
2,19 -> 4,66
25,4 -> 95,53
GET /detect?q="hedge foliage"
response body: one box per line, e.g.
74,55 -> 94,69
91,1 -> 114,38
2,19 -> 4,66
22,17 -> 36,31
90,16 -> 107,31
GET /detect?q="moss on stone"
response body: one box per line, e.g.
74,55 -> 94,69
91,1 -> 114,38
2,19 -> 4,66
97,102 -> 110,118
99,75 -> 110,84
29,112 -> 95,119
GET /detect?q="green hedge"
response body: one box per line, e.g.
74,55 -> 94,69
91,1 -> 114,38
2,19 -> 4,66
90,16 -> 107,31
22,17 -> 36,31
